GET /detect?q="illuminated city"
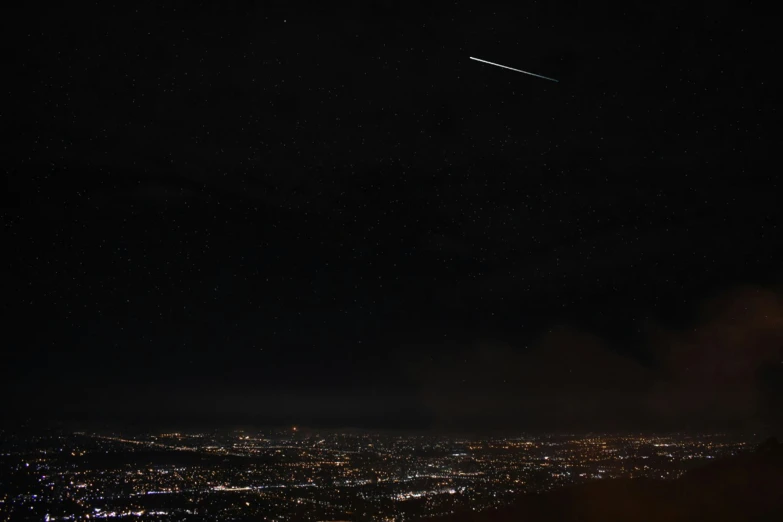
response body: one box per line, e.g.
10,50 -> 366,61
0,428 -> 759,521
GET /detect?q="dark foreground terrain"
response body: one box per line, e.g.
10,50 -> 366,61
425,438 -> 783,522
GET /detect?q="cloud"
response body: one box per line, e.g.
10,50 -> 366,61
416,328 -> 653,431
648,286 -> 783,426
414,285 -> 783,432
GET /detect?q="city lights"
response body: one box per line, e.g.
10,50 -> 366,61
0,429 -> 755,521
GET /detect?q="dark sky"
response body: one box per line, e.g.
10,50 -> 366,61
3,2 -> 782,432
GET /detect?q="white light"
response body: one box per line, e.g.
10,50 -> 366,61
469,56 -> 558,82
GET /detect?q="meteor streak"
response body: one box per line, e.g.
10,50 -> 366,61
469,56 -> 558,83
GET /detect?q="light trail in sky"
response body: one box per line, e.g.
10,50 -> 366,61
469,56 -> 558,83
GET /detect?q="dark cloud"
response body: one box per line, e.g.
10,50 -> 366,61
416,329 -> 653,432
414,286 -> 783,433
648,286 -> 783,430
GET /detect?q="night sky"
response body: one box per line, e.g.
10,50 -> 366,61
4,2 -> 782,432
